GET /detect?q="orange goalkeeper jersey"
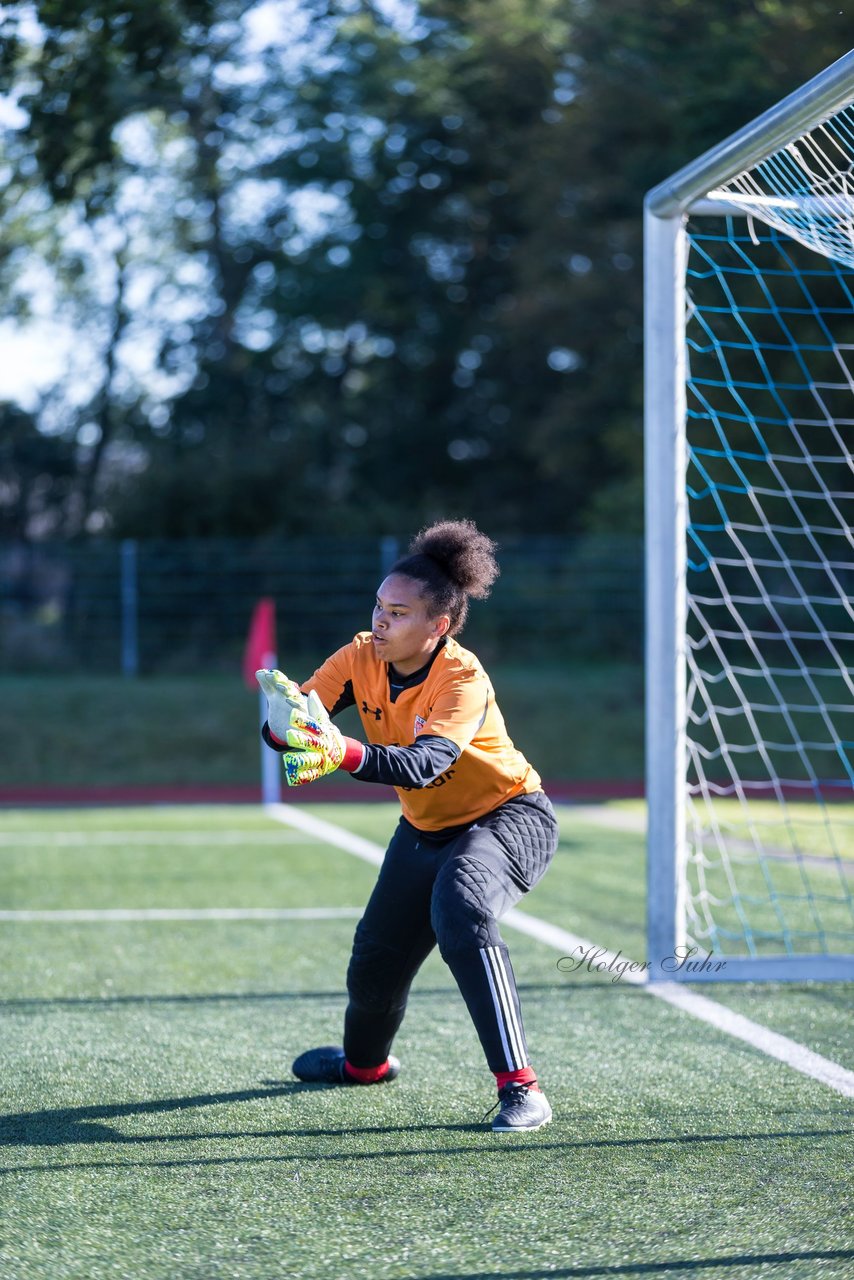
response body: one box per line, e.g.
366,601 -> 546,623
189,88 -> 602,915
301,632 -> 542,832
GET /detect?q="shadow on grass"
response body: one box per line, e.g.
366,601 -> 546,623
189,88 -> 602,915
0,989 -> 349,1010
412,1251 -> 854,1278
0,981 -> 645,1011
0,1081 -> 485,1152
0,1082 -> 849,1177
794,985 -> 854,1012
2,1125 -> 852,1180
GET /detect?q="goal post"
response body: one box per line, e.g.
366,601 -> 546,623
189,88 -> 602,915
645,51 -> 854,982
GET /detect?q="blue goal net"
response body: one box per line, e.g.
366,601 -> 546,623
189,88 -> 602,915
682,212 -> 854,961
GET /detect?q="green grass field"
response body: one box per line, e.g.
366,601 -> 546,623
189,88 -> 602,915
1,801 -> 852,1280
0,664 -> 644,787
680,798 -> 854,957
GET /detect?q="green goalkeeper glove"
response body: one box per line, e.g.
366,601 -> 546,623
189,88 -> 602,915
256,671 -> 364,786
255,668 -> 310,743
279,690 -> 349,787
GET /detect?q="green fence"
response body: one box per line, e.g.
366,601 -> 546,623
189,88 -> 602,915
0,535 -> 643,674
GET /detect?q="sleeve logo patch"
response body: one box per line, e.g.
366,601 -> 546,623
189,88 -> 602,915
414,715 -> 427,735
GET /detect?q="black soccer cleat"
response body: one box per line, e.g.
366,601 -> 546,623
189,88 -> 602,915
291,1045 -> 401,1085
489,1082 -> 553,1133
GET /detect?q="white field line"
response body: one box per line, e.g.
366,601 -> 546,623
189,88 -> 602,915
265,804 -> 386,867
567,807 -> 854,870
0,830 -> 308,846
0,907 -> 362,923
569,805 -> 647,833
265,802 -> 854,1099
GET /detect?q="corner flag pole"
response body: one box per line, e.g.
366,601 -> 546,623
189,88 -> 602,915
243,598 -> 281,806
258,648 -> 281,806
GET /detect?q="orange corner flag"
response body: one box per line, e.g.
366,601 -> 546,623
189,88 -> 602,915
243,597 -> 277,690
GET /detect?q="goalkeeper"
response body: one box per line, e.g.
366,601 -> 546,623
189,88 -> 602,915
257,519 -> 559,1133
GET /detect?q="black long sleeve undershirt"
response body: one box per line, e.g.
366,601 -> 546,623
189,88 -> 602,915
354,735 -> 460,788
261,722 -> 460,789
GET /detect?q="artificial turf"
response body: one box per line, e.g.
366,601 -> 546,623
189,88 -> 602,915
0,803 -> 851,1280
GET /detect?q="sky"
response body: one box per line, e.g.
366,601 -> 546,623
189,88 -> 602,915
0,0 -> 419,412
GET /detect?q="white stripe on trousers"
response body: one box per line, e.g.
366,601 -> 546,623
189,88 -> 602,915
480,944 -> 528,1070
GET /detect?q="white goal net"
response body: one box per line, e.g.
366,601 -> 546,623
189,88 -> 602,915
645,54 -> 854,981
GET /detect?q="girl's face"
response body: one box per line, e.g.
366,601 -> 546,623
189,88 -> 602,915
371,573 -> 450,676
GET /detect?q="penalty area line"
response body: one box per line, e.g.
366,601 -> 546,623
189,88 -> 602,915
0,830 -> 310,846
0,907 -> 363,923
264,802 -> 854,1100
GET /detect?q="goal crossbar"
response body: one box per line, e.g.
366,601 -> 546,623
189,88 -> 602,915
647,51 -> 854,218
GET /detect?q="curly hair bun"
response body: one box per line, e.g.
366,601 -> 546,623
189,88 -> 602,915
409,519 -> 499,600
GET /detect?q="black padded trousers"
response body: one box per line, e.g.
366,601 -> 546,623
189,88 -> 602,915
343,790 -> 559,1074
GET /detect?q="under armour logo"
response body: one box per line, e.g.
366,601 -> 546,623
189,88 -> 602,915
361,701 -> 383,721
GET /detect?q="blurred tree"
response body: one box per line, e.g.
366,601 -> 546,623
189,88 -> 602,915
538,0 -> 849,533
0,403 -> 77,538
106,0 -> 581,536
0,0 -> 222,535
0,0 -> 848,539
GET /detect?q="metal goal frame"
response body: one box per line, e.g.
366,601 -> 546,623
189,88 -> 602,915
644,51 -> 854,983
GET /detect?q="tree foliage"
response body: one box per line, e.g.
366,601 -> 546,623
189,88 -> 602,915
0,0 -> 848,539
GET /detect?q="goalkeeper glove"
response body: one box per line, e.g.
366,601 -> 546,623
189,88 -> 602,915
282,690 -> 343,786
255,668 -> 310,743
256,671 -> 364,786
